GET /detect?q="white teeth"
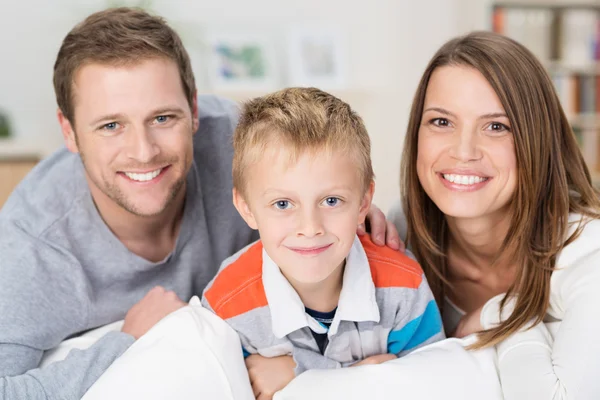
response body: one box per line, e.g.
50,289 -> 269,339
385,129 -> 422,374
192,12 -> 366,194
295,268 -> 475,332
124,169 -> 162,182
443,174 -> 487,185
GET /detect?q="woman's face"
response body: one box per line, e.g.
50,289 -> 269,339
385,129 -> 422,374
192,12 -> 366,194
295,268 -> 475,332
416,65 -> 517,222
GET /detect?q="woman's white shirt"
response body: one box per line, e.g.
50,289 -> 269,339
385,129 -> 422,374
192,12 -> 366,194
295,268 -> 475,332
389,201 -> 600,399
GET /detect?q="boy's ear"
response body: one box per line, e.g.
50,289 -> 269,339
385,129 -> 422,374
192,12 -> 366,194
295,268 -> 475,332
232,188 -> 258,230
57,109 -> 79,154
358,181 -> 375,225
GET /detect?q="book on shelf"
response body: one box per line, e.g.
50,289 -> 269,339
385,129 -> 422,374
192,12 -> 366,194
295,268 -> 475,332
492,6 -> 600,65
493,4 -> 600,183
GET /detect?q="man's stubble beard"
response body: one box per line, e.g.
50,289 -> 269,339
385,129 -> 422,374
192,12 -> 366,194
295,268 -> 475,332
79,150 -> 188,218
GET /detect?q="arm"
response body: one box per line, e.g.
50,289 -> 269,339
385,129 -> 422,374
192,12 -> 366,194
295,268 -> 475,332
0,223 -> 183,400
388,276 -> 445,357
0,333 -> 134,400
0,229 -> 130,400
0,286 -> 185,400
480,249 -> 600,400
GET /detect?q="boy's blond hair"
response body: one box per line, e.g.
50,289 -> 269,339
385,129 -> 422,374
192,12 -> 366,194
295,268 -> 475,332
233,87 -> 374,197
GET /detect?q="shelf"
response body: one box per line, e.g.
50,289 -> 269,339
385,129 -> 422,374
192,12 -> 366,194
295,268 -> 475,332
569,113 -> 600,129
0,138 -> 57,161
493,0 -> 600,9
546,61 -> 600,76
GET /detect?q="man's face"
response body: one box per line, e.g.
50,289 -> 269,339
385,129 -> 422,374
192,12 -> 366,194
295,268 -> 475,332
59,58 -> 198,217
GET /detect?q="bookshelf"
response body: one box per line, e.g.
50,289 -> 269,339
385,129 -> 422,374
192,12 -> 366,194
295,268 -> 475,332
491,1 -> 600,186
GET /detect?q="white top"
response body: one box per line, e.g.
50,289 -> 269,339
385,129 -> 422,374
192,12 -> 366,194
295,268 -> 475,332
389,202 -> 600,399
480,215 -> 600,400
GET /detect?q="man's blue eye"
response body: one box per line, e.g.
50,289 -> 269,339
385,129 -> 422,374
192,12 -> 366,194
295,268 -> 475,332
103,122 -> 118,130
275,200 -> 290,210
156,115 -> 169,123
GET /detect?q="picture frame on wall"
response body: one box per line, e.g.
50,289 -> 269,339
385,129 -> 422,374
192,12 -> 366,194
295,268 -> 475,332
286,26 -> 349,90
204,31 -> 279,92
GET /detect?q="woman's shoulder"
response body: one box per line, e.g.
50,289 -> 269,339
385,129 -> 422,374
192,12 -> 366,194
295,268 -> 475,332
559,214 -> 600,266
551,215 -> 600,294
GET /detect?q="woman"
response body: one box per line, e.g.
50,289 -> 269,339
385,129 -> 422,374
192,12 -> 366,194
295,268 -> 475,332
390,31 -> 600,399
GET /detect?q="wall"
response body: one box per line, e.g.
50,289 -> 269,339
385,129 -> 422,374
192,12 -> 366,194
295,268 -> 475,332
0,0 -> 461,212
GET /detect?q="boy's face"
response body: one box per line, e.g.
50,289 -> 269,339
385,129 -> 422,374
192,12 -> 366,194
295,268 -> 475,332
234,145 -> 374,288
57,58 -> 199,217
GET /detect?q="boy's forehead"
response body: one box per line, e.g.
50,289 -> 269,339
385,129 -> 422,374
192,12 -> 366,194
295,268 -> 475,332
246,145 -> 362,186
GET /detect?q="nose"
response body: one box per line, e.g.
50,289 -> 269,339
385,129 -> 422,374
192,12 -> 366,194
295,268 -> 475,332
448,126 -> 482,162
297,207 -> 325,238
125,125 -> 160,163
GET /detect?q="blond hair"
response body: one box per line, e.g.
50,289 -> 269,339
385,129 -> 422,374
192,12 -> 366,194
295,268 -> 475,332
53,7 -> 196,124
233,87 -> 374,196
401,31 -> 600,349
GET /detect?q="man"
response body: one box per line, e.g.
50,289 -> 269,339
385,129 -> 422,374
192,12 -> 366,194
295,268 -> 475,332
0,8 -> 398,399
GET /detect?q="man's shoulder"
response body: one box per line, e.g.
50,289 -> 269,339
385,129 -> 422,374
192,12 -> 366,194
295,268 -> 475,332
192,95 -> 239,179
194,94 -> 239,146
197,94 -> 239,122
359,235 -> 423,290
0,147 -> 88,238
203,240 -> 268,320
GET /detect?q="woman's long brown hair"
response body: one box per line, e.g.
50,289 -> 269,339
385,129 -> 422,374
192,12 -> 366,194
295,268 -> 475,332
401,31 -> 600,349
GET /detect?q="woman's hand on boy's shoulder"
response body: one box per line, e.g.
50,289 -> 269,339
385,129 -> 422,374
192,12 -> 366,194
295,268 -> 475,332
358,204 -> 405,252
245,354 -> 296,400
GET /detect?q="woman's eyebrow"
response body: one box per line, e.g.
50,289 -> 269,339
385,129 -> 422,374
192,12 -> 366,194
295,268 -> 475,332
423,107 -> 457,118
478,112 -> 508,120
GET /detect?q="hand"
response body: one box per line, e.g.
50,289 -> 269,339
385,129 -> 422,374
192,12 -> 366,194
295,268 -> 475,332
351,353 -> 397,367
357,204 -> 404,251
121,286 -> 186,340
245,354 -> 296,400
453,306 -> 484,338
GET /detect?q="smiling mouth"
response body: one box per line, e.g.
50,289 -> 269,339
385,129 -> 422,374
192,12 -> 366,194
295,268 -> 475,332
441,173 -> 489,186
120,166 -> 169,182
287,244 -> 333,256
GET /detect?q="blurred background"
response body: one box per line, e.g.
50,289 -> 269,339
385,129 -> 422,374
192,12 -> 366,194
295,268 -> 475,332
1,0 -> 599,211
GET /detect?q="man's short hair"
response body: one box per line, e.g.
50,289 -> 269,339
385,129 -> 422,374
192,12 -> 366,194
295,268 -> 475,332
233,87 -> 374,196
53,7 -> 196,124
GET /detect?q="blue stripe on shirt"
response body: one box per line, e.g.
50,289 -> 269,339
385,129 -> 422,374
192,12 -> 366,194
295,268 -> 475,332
387,299 -> 442,354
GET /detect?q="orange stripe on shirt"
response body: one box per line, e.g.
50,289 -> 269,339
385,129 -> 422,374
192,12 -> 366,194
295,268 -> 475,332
360,235 -> 423,289
204,241 -> 268,320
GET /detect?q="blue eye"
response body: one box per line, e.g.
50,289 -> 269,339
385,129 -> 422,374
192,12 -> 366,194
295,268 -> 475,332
156,115 -> 170,124
102,122 -> 119,131
323,197 -> 340,207
274,200 -> 291,210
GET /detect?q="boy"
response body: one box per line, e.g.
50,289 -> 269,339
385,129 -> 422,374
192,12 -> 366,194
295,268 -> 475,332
202,87 -> 444,381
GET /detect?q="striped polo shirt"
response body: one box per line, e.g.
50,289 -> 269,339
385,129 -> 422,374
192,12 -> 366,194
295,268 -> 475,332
201,235 -> 444,374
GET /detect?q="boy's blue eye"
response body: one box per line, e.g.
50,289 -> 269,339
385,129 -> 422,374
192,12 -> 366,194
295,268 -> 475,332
323,197 -> 340,207
274,200 -> 290,210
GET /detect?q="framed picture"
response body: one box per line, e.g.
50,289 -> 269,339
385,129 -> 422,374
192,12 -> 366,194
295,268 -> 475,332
287,26 -> 348,90
205,32 -> 279,91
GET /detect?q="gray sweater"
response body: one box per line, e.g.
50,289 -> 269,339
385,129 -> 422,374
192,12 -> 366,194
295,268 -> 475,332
0,95 -> 257,399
